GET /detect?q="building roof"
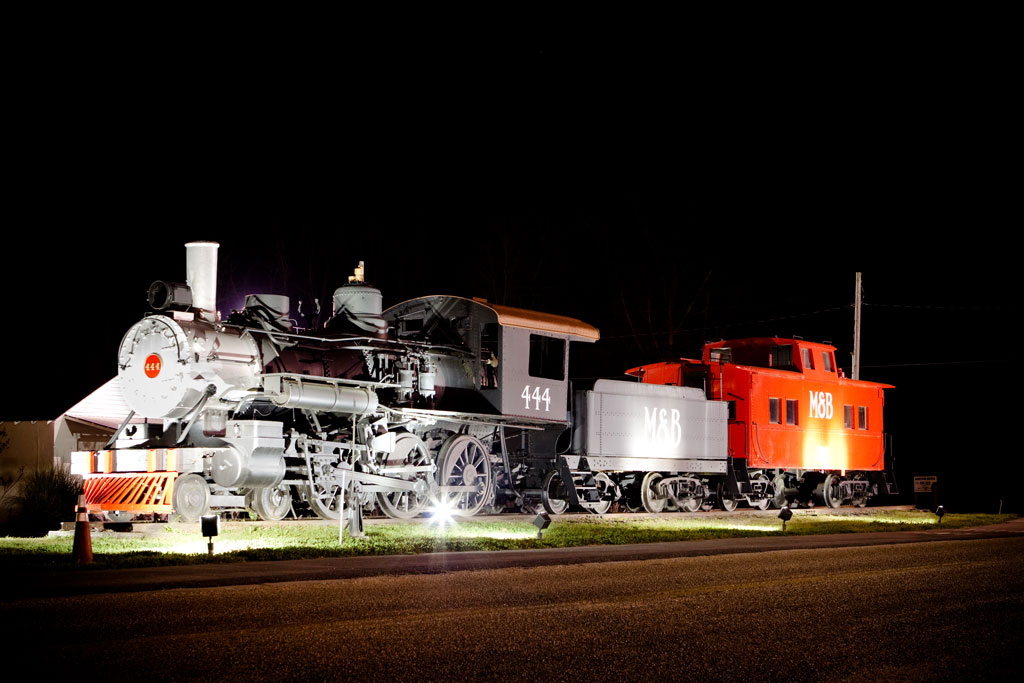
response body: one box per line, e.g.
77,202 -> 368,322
62,377 -> 138,429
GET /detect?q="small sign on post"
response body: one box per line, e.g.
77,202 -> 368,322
914,474 -> 938,510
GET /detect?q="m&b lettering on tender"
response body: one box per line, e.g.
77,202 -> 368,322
644,406 -> 682,447
808,391 -> 834,419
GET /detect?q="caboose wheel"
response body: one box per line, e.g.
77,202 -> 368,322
716,481 -> 738,512
769,475 -> 788,509
747,472 -> 771,511
377,433 -> 432,519
850,473 -> 869,507
822,473 -> 844,509
250,484 -> 292,521
437,434 -> 493,516
640,472 -> 667,514
172,473 -> 211,523
541,470 -> 570,515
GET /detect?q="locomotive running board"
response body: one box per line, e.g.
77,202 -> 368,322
388,407 -> 554,430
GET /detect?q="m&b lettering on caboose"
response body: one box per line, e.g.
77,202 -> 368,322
809,391 -> 834,419
644,406 -> 682,447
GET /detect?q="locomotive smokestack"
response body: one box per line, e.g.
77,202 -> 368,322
185,241 -> 219,322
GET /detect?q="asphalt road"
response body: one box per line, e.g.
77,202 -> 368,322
6,536 -> 1023,681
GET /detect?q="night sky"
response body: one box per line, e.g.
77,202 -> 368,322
2,29 -> 1014,510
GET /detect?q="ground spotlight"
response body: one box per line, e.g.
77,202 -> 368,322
201,514 -> 220,555
533,512 -> 552,539
935,505 -> 946,524
778,506 -> 793,532
428,498 -> 457,528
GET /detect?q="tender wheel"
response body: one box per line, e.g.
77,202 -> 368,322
249,484 -> 292,521
377,433 -> 432,519
172,473 -> 211,522
769,474 -> 788,509
716,481 -> 738,512
437,434 -> 492,516
823,473 -> 845,509
542,470 -> 570,515
668,475 -> 703,512
747,472 -> 771,511
679,495 -> 703,512
621,476 -> 644,512
640,472 -> 667,514
588,473 -> 614,515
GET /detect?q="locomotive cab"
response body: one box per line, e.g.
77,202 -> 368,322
384,295 -> 599,421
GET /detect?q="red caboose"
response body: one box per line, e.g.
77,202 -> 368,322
628,338 -> 897,508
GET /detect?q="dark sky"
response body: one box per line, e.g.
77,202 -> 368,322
2,28 -> 1015,508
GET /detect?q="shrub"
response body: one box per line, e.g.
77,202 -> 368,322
8,466 -> 83,537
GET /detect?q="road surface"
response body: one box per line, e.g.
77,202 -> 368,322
5,535 -> 1023,681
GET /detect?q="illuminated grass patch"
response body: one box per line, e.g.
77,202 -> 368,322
0,511 -> 1014,571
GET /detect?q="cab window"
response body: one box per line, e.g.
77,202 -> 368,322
529,335 -> 565,381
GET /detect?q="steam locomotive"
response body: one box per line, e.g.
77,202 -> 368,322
70,242 -> 896,524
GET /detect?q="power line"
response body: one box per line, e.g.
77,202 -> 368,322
602,304 -> 853,341
864,302 -> 1011,312
861,360 -> 1000,368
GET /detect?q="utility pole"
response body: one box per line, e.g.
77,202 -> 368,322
852,272 -> 862,380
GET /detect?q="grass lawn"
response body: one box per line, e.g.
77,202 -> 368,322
0,510 -> 1015,571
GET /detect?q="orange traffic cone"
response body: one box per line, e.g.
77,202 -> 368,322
72,494 -> 93,565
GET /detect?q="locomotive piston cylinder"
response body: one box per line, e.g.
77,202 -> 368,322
265,376 -> 379,415
211,446 -> 286,488
213,420 -> 288,488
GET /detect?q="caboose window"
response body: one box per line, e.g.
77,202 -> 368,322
858,406 -> 868,430
771,345 -> 795,370
823,352 -> 835,372
528,334 -> 565,381
801,348 -> 815,370
786,399 -> 798,425
844,405 -> 853,429
769,398 -> 781,424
